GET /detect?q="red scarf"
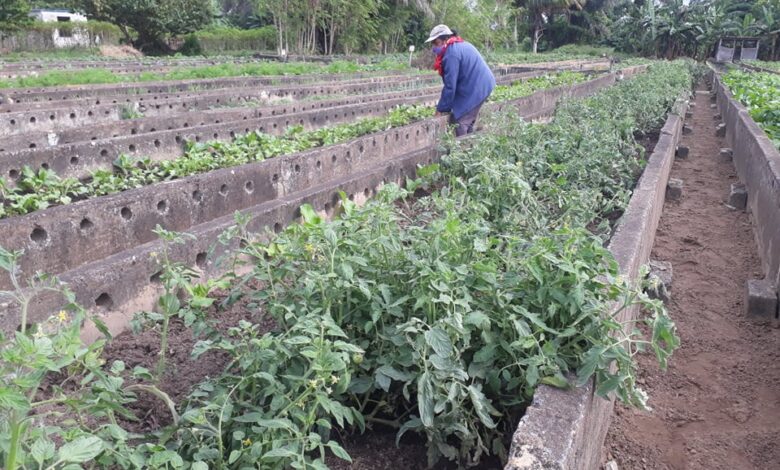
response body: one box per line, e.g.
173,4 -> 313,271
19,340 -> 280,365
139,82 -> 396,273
433,36 -> 464,76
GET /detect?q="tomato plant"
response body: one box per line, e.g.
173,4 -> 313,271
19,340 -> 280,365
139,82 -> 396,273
147,62 -> 690,468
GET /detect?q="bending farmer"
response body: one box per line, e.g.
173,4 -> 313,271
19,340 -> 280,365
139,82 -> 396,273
426,24 -> 496,136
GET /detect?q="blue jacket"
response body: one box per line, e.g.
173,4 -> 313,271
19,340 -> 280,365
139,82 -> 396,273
436,42 -> 496,119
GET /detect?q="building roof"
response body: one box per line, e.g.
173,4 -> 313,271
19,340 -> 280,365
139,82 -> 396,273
30,8 -> 80,14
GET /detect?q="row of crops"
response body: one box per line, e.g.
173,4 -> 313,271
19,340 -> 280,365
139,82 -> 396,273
722,69 -> 780,148
0,62 -> 692,469
0,72 -> 586,220
0,61 -> 410,90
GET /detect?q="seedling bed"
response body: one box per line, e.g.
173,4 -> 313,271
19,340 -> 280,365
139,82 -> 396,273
1,62 -> 697,470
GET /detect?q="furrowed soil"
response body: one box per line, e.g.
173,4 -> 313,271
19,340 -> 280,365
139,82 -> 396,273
604,86 -> 780,469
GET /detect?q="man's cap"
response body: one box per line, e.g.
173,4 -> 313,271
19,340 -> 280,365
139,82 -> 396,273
425,24 -> 454,43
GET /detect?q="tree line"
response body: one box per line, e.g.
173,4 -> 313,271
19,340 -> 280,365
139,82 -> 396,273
1,0 -> 778,60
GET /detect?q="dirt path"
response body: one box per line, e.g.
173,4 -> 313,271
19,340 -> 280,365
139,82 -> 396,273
603,86 -> 780,469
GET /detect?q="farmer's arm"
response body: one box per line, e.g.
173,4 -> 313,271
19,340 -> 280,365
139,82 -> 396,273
436,53 -> 460,114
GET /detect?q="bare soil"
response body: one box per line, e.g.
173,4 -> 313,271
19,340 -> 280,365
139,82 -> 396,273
100,282 -> 275,432
99,45 -> 143,58
604,87 -> 780,469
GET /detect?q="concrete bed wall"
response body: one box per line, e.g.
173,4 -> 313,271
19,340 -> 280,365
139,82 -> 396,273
0,71 -> 537,147
0,68 -> 635,335
0,118 -> 441,291
0,93 -> 440,182
504,96 -> 687,470
0,57 -> 255,73
0,71 -> 538,179
0,70 -> 420,104
0,73 -> 432,113
0,75 -> 438,136
712,74 -> 780,288
0,86 -> 440,153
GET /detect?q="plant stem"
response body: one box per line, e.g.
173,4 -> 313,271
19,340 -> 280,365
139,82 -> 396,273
156,311 -> 170,380
6,414 -> 22,470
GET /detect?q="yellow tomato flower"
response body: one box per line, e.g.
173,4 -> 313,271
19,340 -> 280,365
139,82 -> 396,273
242,438 -> 252,447
57,310 -> 69,323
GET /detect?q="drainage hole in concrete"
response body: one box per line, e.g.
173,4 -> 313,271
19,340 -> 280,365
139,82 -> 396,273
94,293 -> 113,309
157,200 -> 168,213
273,223 -> 282,233
316,160 -> 321,169
219,184 -> 229,196
120,207 -> 132,220
129,144 -> 136,152
364,188 -> 370,197
100,149 -> 108,157
49,114 -> 55,121
41,163 -> 49,170
294,164 -> 301,173
192,190 -> 203,202
150,271 -> 162,283
29,116 -> 36,123
332,154 -> 337,163
272,174 -> 279,183
196,252 -> 207,268
9,169 -> 19,179
244,181 -> 254,193
69,113 -> 76,119
79,218 -> 94,231
29,143 -> 36,149
30,226 -> 47,244
154,140 -> 161,148
87,111 -> 93,117
9,119 -> 16,125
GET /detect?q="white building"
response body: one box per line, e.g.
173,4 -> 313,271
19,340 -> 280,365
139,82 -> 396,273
28,9 -> 92,48
29,9 -> 87,23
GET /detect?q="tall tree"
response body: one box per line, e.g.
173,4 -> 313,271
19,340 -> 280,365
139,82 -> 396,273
76,0 -> 213,51
0,0 -> 32,32
522,0 -> 585,53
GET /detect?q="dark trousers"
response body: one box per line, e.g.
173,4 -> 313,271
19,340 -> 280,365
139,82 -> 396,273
449,101 -> 485,137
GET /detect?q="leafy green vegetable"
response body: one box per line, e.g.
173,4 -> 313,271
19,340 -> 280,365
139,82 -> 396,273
0,73 -> 585,220
722,70 -> 780,148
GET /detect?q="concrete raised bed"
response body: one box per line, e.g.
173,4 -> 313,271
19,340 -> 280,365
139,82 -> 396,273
0,69 -> 422,104
0,118 -> 441,290
0,84 -> 441,153
0,71 -> 542,180
0,72 -> 432,113
0,74 -> 437,136
0,67 -> 642,336
0,93 -> 440,182
497,58 -> 611,74
504,97 -> 688,470
712,73 -> 780,288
